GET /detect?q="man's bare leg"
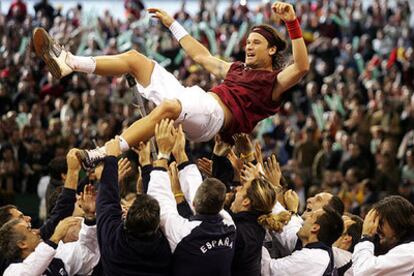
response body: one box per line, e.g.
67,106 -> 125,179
77,99 -> 181,170
32,28 -> 154,87
33,27 -> 177,169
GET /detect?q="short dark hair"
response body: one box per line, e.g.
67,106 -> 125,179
0,205 -> 17,226
0,219 -> 25,260
374,195 -> 414,243
48,157 -> 67,180
125,194 -> 160,238
193,178 -> 226,215
316,206 -> 344,246
328,195 -> 345,215
345,214 -> 363,252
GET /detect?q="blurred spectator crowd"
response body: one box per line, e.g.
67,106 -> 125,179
0,0 -> 414,223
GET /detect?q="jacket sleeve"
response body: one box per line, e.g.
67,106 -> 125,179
272,201 -> 303,253
147,168 -> 201,253
177,200 -> 193,219
54,220 -> 100,276
352,240 -> 414,276
3,242 -> 56,276
212,154 -> 234,191
40,188 -> 76,240
96,156 -> 122,244
177,162 -> 203,213
141,164 -> 153,194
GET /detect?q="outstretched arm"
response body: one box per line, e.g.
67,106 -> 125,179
148,8 -> 231,79
272,2 -> 309,101
39,149 -> 80,240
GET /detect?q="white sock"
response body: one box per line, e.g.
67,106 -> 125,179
66,54 -> 96,73
119,136 -> 130,152
98,137 -> 129,154
98,146 -> 107,155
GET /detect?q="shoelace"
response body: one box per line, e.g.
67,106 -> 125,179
51,42 -> 62,58
87,148 -> 106,163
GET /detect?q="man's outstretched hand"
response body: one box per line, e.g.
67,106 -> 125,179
155,119 -> 177,157
272,1 -> 296,22
148,8 -> 174,28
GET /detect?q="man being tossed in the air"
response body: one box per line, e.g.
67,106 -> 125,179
33,2 -> 308,169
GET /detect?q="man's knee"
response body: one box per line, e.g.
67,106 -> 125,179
152,100 -> 182,120
125,50 -> 153,86
125,49 -> 140,58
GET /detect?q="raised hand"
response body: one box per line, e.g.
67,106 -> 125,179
227,149 -> 243,180
213,135 -> 231,157
169,162 -> 184,204
78,184 -> 97,220
197,157 -> 212,177
50,216 -> 83,244
284,189 -> 299,214
172,124 -> 188,164
272,1 -> 296,22
254,142 -> 264,168
67,148 -> 81,171
136,166 -> 143,194
155,119 -> 177,157
147,8 -> 175,28
118,158 -> 132,183
240,162 -> 260,185
264,154 -> 282,188
362,209 -> 379,237
132,141 -> 151,166
233,133 -> 255,162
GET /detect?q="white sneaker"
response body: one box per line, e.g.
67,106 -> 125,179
76,148 -> 107,171
32,27 -> 73,79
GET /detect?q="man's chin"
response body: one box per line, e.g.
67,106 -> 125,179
245,60 -> 256,68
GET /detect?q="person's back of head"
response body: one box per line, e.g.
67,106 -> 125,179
374,195 -> 414,243
125,194 -> 160,238
246,178 -> 290,232
0,205 -> 16,226
246,178 -> 278,214
193,178 -> 226,215
328,195 -> 345,215
0,219 -> 25,260
316,206 -> 344,247
48,156 -> 67,181
345,214 -> 363,252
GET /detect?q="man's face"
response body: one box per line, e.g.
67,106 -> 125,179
9,208 -> 32,225
15,220 -> 41,254
377,217 -> 398,249
333,215 -> 355,250
303,192 -> 332,219
298,209 -> 324,241
230,181 -> 251,213
245,32 -> 274,69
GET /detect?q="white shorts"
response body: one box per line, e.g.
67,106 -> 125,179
135,62 -> 224,142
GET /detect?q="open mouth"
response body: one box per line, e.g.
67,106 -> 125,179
246,53 -> 255,58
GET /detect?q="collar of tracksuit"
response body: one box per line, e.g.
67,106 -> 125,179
189,213 -> 223,223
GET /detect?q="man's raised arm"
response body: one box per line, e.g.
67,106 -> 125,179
148,8 -> 231,79
272,2 -> 309,100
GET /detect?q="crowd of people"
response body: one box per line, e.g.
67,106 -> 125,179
1,0 -> 414,275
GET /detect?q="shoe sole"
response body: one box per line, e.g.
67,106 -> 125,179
32,27 -> 63,79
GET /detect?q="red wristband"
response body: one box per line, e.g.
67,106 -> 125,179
285,18 -> 303,40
